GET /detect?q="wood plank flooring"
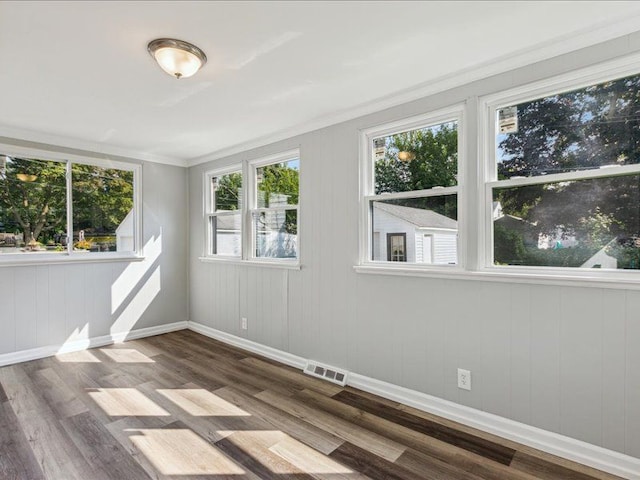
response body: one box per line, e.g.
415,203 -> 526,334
0,330 -> 624,480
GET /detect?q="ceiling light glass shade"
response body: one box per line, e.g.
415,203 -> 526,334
148,38 -> 207,79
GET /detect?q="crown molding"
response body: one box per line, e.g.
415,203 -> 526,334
0,125 -> 187,167
187,12 -> 640,168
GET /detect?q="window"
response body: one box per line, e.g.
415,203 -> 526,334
486,70 -> 640,271
387,233 -> 406,262
361,106 -> 463,268
204,149 -> 300,265
206,168 -> 242,257
0,150 -> 140,260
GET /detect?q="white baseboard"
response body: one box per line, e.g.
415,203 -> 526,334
0,321 -> 188,367
188,321 -> 306,369
188,321 -> 640,480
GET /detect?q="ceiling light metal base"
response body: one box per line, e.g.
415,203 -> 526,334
147,38 -> 207,79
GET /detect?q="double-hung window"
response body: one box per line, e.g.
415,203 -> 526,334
206,168 -> 243,257
483,68 -> 640,273
0,148 -> 140,261
360,106 -> 464,268
249,153 -> 299,261
204,149 -> 300,265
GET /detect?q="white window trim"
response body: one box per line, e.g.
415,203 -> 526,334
357,53 -> 640,289
477,54 -> 640,285
203,164 -> 243,259
247,149 -> 300,265
0,143 -> 143,266
201,149 -> 301,268
358,104 -> 467,272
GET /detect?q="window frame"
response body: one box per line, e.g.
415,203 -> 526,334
358,105 -> 466,272
478,60 -> 640,281
0,143 -> 142,266
202,149 -> 300,268
204,164 -> 243,258
247,150 -> 300,265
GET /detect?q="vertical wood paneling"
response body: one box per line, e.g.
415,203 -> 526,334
48,265 -> 66,345
398,278 -> 429,394
35,265 -> 50,347
454,282 -> 483,410
423,280 -> 447,400
65,265 -> 87,342
601,289 -> 626,453
528,285 -> 561,434
479,282 -> 511,419
14,266 -> 37,351
625,290 -> 640,458
559,287 -> 603,446
0,268 -> 15,354
509,284 -> 531,425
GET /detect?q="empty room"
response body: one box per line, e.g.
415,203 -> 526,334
1,1 -> 640,479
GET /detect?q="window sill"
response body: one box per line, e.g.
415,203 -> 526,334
199,256 -> 301,270
0,252 -> 145,268
354,264 -> 640,290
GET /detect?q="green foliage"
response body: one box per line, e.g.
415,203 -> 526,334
0,158 -> 133,246
215,172 -> 242,211
257,163 -> 299,206
495,73 -> 640,268
0,157 -> 66,243
493,225 -> 526,265
375,123 -> 458,194
606,237 -> 640,269
72,164 -> 134,237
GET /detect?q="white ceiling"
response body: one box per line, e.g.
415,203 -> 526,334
2,1 -> 640,167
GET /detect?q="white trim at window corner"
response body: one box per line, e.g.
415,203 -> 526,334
358,103 -> 467,270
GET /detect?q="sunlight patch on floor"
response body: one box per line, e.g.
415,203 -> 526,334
269,436 -> 353,474
99,348 -> 155,363
88,388 -> 170,416
223,430 -> 305,474
55,349 -> 101,363
157,389 -> 251,417
127,428 -> 245,475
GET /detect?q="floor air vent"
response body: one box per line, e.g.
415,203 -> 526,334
304,361 -> 348,386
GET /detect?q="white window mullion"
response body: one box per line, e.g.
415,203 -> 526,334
66,160 -> 73,255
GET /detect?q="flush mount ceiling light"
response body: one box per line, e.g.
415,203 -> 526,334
147,38 -> 207,79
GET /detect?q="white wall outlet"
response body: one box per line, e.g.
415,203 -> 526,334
241,317 -> 248,330
457,368 -> 471,391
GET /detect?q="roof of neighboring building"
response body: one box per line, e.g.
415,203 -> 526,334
373,201 -> 457,229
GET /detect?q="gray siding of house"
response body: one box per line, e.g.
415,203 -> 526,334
189,33 -> 640,459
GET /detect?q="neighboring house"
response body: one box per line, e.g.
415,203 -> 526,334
116,209 -> 135,252
215,193 -> 297,258
372,201 -> 457,264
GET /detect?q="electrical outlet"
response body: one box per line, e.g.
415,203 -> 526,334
241,317 -> 248,330
457,368 -> 471,391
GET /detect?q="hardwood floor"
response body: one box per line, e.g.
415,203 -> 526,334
0,330 -> 624,480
